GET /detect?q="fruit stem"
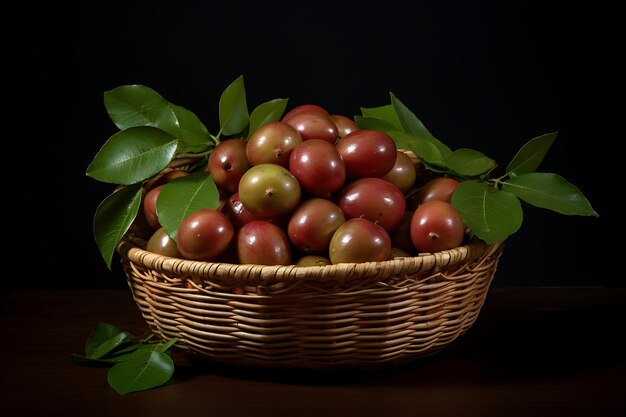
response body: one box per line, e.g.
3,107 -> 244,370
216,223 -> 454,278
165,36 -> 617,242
210,133 -> 221,145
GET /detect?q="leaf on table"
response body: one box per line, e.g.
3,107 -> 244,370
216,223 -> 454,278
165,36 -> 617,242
93,184 -> 142,269
502,172 -> 598,216
107,349 -> 174,395
451,180 -> 523,243
86,126 -> 178,185
84,322 -> 132,359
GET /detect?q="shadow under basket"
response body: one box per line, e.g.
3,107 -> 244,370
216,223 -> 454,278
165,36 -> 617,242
118,234 -> 505,370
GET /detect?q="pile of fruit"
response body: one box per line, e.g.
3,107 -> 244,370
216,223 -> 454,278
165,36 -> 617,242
86,76 -> 596,271
142,104 -> 465,266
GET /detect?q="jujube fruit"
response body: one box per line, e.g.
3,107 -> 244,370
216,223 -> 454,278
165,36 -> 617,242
284,112 -> 339,144
288,139 -> 346,197
238,163 -> 301,219
410,200 -> 465,253
207,138 -> 250,194
382,151 -> 418,193
176,208 -> 234,261
335,129 -> 397,179
246,121 -> 302,167
287,198 -> 346,254
329,218 -> 391,264
335,177 -> 406,233
236,220 -> 293,265
146,227 -> 182,258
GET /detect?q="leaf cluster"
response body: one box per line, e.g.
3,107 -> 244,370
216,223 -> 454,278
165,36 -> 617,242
356,97 -> 598,243
71,323 -> 177,395
86,75 -> 598,268
86,76 -> 288,268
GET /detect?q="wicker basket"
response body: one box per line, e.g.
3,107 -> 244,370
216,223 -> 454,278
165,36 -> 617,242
117,154 -> 505,370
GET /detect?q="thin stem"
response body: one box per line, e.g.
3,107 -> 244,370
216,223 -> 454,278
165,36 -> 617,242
176,149 -> 213,159
487,177 -> 504,189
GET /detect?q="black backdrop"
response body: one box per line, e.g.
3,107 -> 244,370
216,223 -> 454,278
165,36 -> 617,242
22,1 -> 624,289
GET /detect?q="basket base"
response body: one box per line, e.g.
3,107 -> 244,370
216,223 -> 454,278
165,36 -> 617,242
122,239 -> 504,371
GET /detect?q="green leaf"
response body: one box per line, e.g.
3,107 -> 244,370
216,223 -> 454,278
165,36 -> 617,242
360,104 -> 402,129
387,130 -> 445,166
104,85 -> 178,133
502,172 -> 598,216
506,132 -> 558,175
107,348 -> 174,395
71,353 -> 118,365
169,103 -> 212,152
93,183 -> 142,269
73,339 -> 174,366
219,75 -> 249,136
157,171 -> 220,239
72,346 -> 139,365
104,85 -> 211,153
451,181 -> 523,244
151,338 -> 178,353
354,115 -> 400,132
444,148 -> 496,177
390,93 -> 452,157
86,126 -> 178,185
85,323 -> 132,359
247,98 -> 288,138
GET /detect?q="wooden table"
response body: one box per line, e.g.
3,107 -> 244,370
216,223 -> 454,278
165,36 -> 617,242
1,288 -> 624,417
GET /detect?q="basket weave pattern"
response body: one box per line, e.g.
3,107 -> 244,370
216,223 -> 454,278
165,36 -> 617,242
119,236 -> 504,369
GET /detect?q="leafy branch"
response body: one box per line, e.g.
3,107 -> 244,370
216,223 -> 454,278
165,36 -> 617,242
86,75 -> 598,262
71,322 -> 178,395
86,75 -> 288,269
356,97 -> 598,243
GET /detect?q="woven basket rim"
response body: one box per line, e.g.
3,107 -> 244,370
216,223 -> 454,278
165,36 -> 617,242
118,234 -> 502,284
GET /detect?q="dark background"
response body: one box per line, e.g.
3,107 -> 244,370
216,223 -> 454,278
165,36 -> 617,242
21,1 -> 624,289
